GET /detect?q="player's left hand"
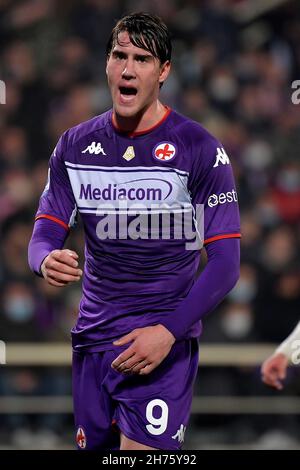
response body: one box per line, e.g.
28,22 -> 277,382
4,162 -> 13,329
111,325 -> 176,375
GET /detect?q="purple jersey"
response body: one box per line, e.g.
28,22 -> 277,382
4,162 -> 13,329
35,107 -> 240,350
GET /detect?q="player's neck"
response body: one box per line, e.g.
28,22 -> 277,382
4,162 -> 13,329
113,101 -> 167,134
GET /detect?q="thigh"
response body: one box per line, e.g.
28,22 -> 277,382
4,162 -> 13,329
111,338 -> 199,450
120,433 -> 157,450
72,350 -> 119,450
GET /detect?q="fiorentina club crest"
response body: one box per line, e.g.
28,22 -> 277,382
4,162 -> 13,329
76,426 -> 87,449
153,142 -> 176,162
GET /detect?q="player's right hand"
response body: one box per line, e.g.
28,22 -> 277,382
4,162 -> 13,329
261,352 -> 289,390
41,249 -> 83,287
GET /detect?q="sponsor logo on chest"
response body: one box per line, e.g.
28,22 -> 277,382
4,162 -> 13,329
65,163 -> 190,212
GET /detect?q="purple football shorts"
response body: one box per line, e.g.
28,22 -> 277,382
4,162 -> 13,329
72,338 -> 199,450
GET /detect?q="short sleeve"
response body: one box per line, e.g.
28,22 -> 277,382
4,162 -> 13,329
190,133 -> 241,245
35,132 -> 77,230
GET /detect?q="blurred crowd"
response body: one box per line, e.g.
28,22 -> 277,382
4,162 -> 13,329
0,0 -> 300,449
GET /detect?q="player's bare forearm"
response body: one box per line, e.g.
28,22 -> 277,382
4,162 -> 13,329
41,249 -> 83,287
261,353 -> 289,390
111,325 -> 176,375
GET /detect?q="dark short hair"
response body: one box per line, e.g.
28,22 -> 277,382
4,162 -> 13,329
106,12 -> 172,64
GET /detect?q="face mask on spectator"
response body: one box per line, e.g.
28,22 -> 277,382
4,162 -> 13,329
256,202 -> 279,227
4,296 -> 34,322
277,169 -> 300,192
228,279 -> 257,303
221,308 -> 253,339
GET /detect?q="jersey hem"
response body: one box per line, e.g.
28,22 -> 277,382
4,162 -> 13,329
71,335 -> 197,354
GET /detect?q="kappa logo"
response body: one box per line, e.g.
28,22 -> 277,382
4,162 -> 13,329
82,141 -> 107,155
172,424 -> 186,444
213,147 -> 230,167
153,142 -> 176,162
76,426 -> 86,449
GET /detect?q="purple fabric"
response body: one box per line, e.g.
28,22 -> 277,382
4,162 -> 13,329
28,218 -> 68,276
73,339 -> 199,450
160,237 -> 240,340
29,108 -> 240,350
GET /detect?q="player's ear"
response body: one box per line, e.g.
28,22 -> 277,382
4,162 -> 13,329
105,54 -> 110,76
159,61 -> 171,87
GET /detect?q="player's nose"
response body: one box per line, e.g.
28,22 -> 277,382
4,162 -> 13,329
122,58 -> 136,79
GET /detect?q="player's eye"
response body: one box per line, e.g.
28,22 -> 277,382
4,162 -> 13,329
113,51 -> 126,60
136,56 -> 149,63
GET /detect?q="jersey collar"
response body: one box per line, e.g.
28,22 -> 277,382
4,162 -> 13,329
111,106 -> 171,138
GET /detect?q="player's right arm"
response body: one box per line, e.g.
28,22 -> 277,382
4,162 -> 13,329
261,321 -> 300,389
41,249 -> 82,287
28,132 -> 81,286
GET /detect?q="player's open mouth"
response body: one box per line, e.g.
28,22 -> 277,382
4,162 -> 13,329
119,86 -> 138,103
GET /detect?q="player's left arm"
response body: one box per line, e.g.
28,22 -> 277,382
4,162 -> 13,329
112,133 -> 241,375
111,237 -> 239,375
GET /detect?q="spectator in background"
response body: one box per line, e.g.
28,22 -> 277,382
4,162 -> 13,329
261,321 -> 300,390
0,0 -> 300,449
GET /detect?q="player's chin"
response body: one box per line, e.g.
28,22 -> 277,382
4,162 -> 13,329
114,103 -> 140,118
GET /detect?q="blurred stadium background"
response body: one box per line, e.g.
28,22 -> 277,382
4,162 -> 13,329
0,0 -> 300,450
